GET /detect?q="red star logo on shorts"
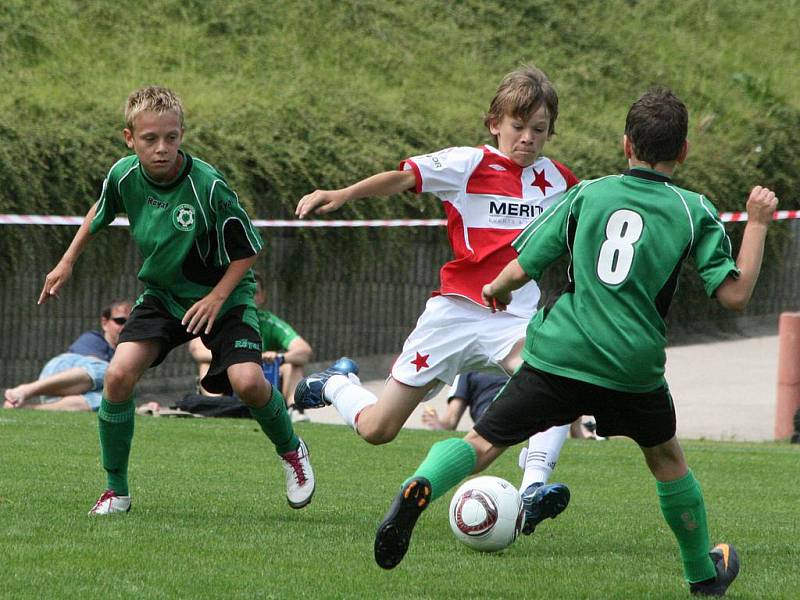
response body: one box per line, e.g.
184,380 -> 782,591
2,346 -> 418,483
410,352 -> 430,372
531,168 -> 552,195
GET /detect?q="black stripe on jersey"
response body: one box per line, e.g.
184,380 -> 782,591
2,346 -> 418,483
223,218 -> 258,261
654,243 -> 691,318
565,209 -> 578,291
539,211 -> 578,316
623,168 -> 672,183
182,228 -> 227,287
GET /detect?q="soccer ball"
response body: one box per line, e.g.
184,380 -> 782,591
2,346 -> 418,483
448,475 -> 524,552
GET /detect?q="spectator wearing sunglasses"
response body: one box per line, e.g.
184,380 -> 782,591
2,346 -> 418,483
3,299 -> 132,411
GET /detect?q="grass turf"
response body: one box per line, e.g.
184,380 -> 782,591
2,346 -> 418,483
1,411 -> 797,599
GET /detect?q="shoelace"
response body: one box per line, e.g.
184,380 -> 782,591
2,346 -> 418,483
281,450 -> 308,486
91,489 -> 117,511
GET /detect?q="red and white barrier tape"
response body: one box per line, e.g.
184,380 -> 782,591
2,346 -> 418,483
0,212 -> 798,227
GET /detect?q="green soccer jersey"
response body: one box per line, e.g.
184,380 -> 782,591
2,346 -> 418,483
513,168 -> 739,392
89,151 -> 264,321
257,309 -> 299,352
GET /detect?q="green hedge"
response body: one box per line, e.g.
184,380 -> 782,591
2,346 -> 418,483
1,0 -> 797,275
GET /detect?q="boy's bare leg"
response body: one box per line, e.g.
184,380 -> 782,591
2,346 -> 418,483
104,341 -> 161,402
4,367 -> 93,408
31,395 -> 91,411
227,361 -> 269,409
351,378 -> 438,445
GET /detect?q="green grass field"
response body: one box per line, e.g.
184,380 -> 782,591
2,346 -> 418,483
1,412 -> 797,599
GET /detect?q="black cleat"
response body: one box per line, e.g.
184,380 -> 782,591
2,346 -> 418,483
689,543 -> 740,597
520,482 -> 570,535
374,477 -> 432,570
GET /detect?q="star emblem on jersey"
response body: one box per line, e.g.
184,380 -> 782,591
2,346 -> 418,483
410,352 -> 430,372
172,203 -> 196,231
531,168 -> 552,195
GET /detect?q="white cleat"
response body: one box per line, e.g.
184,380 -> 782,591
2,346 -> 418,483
88,489 -> 131,515
279,438 -> 315,509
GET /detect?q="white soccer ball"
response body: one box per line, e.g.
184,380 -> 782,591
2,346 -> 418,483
448,475 -> 524,552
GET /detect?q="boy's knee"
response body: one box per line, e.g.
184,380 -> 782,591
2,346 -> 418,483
231,374 -> 267,406
104,365 -> 137,399
358,422 -> 400,445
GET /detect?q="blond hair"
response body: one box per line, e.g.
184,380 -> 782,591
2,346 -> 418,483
484,66 -> 559,139
124,86 -> 184,131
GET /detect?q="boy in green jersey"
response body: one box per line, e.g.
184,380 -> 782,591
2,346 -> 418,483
38,86 -> 315,514
374,87 -> 777,597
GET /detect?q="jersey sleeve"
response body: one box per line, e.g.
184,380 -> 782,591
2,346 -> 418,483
692,196 -> 740,297
265,313 -> 299,350
512,184 -> 582,280
209,179 -> 264,266
399,147 -> 482,196
89,169 -> 123,235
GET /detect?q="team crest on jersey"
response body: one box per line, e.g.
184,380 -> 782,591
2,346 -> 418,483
172,204 -> 195,231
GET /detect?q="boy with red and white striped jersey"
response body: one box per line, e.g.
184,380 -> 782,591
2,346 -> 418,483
294,66 -> 577,531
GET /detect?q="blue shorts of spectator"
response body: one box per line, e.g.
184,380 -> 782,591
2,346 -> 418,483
38,353 -> 108,411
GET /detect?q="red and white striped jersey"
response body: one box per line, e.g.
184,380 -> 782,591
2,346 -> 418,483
401,145 -> 578,317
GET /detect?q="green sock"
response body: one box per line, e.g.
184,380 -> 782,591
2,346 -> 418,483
406,438 -> 477,501
656,470 -> 716,583
248,386 -> 299,455
98,397 -> 135,496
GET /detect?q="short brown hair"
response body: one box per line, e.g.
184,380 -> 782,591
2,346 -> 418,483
484,66 -> 559,138
101,299 -> 132,319
624,87 -> 688,165
125,86 -> 184,131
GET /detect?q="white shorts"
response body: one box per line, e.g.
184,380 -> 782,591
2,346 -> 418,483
391,295 -> 529,399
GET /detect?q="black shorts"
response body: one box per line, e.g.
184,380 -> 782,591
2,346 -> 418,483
473,363 -> 676,448
119,295 -> 262,395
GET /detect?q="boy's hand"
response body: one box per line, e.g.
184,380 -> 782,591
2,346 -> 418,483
183,293 -> 226,335
482,283 -> 512,313
296,189 -> 347,219
262,350 -> 280,363
38,261 -> 74,304
421,406 -> 444,430
746,186 -> 778,226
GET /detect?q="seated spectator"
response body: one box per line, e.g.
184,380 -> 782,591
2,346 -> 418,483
423,371 -> 601,439
3,299 -> 133,411
187,272 -> 313,422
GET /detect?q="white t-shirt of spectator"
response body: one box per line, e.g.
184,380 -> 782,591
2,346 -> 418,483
400,145 -> 578,318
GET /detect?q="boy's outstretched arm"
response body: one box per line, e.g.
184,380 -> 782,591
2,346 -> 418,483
715,186 -> 778,312
295,170 -> 416,218
481,259 -> 531,312
183,254 -> 258,335
38,203 -> 98,304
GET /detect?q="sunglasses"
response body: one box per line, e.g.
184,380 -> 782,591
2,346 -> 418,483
110,317 -> 128,326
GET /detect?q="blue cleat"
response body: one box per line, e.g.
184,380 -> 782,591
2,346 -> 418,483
293,357 -> 360,410
520,482 -> 570,535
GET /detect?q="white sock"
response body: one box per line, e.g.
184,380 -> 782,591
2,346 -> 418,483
518,424 -> 569,492
324,373 -> 376,430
